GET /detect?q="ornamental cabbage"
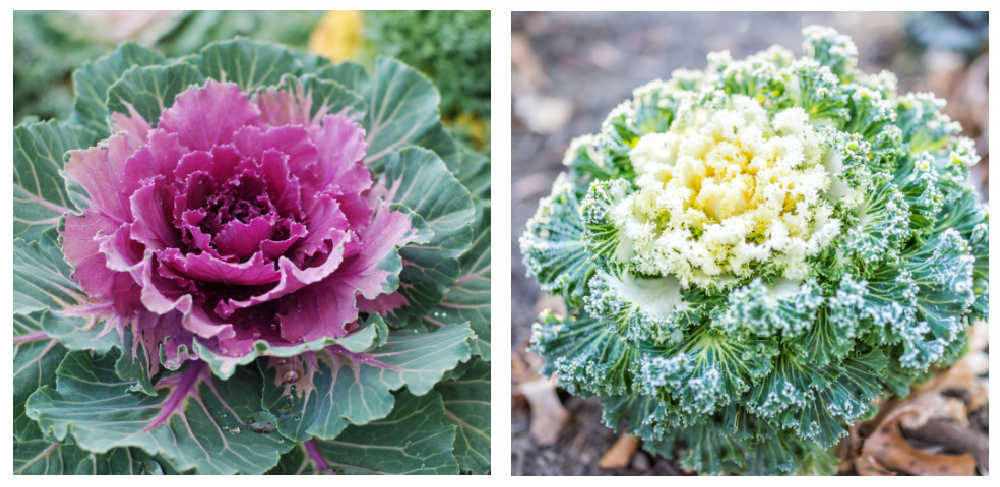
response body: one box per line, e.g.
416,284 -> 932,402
14,39 -> 490,474
520,27 -> 987,475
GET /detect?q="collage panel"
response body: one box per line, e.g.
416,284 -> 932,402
513,11 -> 988,476
12,9 -> 490,475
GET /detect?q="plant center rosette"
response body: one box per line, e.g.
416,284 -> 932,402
611,95 -> 841,290
62,80 -> 414,376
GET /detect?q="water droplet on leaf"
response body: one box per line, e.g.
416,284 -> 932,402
248,419 -> 276,434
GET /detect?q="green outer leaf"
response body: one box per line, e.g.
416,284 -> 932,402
447,144 -> 491,201
192,313 -> 387,380
336,313 -> 389,352
290,49 -> 333,75
70,445 -> 189,474
412,120 -> 490,201
14,441 -> 90,474
27,352 -> 293,474
13,228 -> 120,354
191,38 -> 298,92
114,327 -> 156,396
426,205 -> 491,358
366,324 -> 474,395
315,57 -> 443,171
363,57 -> 443,169
260,323 -> 473,443
519,173 -> 595,308
14,312 -> 66,441
307,390 -> 459,474
30,308 -> 117,354
13,229 -> 83,315
275,72 -> 367,121
378,147 -> 476,321
13,121 -> 96,242
106,61 -> 206,128
14,440 -> 185,475
531,311 -> 636,398
436,358 -> 491,474
314,61 -> 372,99
70,42 -> 166,136
266,443 -> 314,474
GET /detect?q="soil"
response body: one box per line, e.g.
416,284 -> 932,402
510,11 -> 989,476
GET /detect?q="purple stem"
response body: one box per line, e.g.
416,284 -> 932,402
13,331 -> 50,344
141,360 -> 205,432
327,345 -> 400,371
454,267 -> 488,285
304,438 -> 335,474
58,301 -> 114,315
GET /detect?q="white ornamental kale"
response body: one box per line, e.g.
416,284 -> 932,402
520,26 -> 987,475
14,39 -> 490,474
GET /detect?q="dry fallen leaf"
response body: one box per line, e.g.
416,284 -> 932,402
598,433 -> 639,469
511,352 -> 536,390
852,321 -> 988,476
859,420 -> 977,475
857,388 -> 977,475
518,378 -> 569,446
855,455 -> 895,476
903,417 -> 989,472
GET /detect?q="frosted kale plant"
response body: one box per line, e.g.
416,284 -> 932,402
520,27 -> 987,475
14,39 -> 490,474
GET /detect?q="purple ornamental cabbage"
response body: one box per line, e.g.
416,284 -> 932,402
14,39 -> 490,475
62,80 -> 412,374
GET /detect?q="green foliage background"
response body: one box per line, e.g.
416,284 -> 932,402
14,10 -> 492,149
13,11 -> 322,125
363,10 -> 491,122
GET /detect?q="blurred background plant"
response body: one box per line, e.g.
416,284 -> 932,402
13,11 -> 320,125
14,9 -> 490,151
511,11 -> 988,476
310,10 -> 491,148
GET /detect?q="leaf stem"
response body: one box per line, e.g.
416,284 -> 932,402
304,438 -> 335,474
327,345 -> 400,370
141,360 -> 205,432
13,331 -> 50,344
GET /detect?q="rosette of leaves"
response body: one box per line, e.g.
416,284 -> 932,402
14,38 -> 490,475
520,27 -> 987,475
